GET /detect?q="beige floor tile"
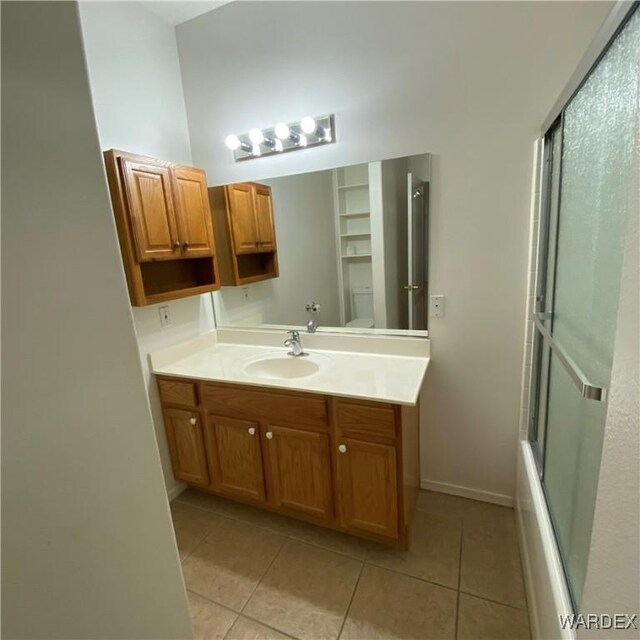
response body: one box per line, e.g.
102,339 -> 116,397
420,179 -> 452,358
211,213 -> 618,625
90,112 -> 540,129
177,488 -> 225,511
171,501 -> 218,561
182,516 -> 286,611
457,594 -> 531,639
244,540 -> 362,640
287,519 -> 369,560
178,488 -> 299,537
341,564 -> 457,639
460,505 -> 527,609
225,616 -> 291,640
188,591 -> 238,640
364,510 -> 461,588
416,490 -> 469,522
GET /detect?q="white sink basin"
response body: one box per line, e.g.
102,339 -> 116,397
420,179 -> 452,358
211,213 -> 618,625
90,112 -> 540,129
242,353 -> 327,380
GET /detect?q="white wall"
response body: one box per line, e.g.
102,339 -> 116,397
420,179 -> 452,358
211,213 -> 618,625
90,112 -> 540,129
1,2 -> 192,637
79,0 -> 215,498
214,170 -> 340,327
176,1 -> 612,502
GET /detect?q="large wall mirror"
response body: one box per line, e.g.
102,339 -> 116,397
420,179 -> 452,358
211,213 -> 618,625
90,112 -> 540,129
211,153 -> 431,337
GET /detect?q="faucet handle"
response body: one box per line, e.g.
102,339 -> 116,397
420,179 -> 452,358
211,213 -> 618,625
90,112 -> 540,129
287,329 -> 300,339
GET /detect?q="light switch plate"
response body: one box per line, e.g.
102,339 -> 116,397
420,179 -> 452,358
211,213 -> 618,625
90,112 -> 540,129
159,305 -> 171,327
430,295 -> 445,318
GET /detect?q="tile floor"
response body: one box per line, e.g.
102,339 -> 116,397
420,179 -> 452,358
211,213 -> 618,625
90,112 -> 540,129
171,489 -> 531,640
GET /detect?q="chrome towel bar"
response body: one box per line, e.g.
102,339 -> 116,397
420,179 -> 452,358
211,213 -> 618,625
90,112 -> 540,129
532,313 -> 607,402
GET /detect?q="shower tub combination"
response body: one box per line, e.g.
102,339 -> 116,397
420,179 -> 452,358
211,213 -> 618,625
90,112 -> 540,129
515,5 -> 639,639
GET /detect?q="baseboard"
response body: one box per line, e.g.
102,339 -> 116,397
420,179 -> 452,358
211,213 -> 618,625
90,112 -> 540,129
167,481 -> 187,502
420,479 -> 514,507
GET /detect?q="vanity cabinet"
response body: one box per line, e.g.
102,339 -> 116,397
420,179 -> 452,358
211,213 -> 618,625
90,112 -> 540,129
157,376 -> 419,548
209,183 -> 279,286
104,149 -> 220,305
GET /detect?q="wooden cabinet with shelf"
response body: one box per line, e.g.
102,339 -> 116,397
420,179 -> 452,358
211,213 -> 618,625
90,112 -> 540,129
104,149 -> 220,306
209,182 -> 279,286
157,375 -> 419,548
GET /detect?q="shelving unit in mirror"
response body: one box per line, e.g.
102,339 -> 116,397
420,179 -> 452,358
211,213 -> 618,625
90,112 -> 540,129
103,149 -> 220,306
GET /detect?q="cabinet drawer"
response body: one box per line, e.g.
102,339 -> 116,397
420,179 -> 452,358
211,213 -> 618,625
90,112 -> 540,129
336,400 -> 397,441
202,383 -> 328,429
158,379 -> 198,407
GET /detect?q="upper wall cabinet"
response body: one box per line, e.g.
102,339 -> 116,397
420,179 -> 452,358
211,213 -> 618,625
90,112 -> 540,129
104,150 -> 220,306
209,182 -> 279,286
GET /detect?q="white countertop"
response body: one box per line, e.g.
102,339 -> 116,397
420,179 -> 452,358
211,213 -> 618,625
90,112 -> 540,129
150,330 -> 430,406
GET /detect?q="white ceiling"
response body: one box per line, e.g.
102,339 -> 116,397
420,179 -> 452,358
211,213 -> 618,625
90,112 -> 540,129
140,1 -> 231,26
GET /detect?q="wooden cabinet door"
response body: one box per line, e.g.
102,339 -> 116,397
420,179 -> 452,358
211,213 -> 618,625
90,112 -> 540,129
205,415 -> 266,503
336,438 -> 398,539
171,165 -> 215,258
225,183 -> 259,254
120,158 -> 179,261
263,425 -> 334,522
164,408 -> 209,486
253,184 -> 276,252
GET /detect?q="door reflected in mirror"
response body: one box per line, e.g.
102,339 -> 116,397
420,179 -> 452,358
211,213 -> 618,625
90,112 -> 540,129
209,153 -> 430,336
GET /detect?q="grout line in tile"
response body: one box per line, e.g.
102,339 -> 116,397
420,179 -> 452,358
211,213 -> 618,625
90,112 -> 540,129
361,560 -> 459,595
239,536 -> 289,615
458,590 -> 528,612
224,613 -> 300,640
336,560 -> 366,640
187,589 -> 298,640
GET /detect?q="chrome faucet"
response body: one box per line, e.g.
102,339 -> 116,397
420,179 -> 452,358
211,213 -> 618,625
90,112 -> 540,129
305,301 -> 321,333
284,330 -> 307,357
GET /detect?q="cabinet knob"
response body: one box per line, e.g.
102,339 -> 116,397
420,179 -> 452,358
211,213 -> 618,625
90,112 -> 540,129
189,417 -> 197,425
183,241 -> 190,249
248,427 -> 256,435
173,241 -> 180,249
338,444 -> 347,453
266,431 -> 273,440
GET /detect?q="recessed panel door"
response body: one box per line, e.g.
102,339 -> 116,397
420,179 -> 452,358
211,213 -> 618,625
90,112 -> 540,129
263,425 -> 333,522
253,184 -> 276,252
205,415 -> 266,503
336,438 -> 398,539
164,408 -> 209,486
120,158 -> 179,261
225,183 -> 259,253
172,165 -> 215,257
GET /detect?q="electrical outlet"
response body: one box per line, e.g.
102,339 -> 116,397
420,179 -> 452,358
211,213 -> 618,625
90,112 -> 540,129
429,295 -> 445,319
242,287 -> 249,301
159,305 -> 171,327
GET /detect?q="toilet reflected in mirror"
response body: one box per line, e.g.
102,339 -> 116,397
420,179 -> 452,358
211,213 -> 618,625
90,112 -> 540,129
346,287 -> 374,329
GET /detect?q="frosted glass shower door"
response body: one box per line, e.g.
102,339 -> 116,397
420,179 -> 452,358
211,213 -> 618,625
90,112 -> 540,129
531,9 -> 639,607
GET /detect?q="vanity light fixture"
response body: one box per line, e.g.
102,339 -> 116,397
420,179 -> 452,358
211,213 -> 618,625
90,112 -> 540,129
225,114 -> 335,161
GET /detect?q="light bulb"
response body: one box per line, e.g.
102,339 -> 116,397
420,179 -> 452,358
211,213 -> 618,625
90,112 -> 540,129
249,128 -> 264,145
251,144 -> 261,157
274,139 -> 283,152
274,123 -> 290,140
298,134 -> 308,147
224,134 -> 241,150
300,116 -> 316,134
